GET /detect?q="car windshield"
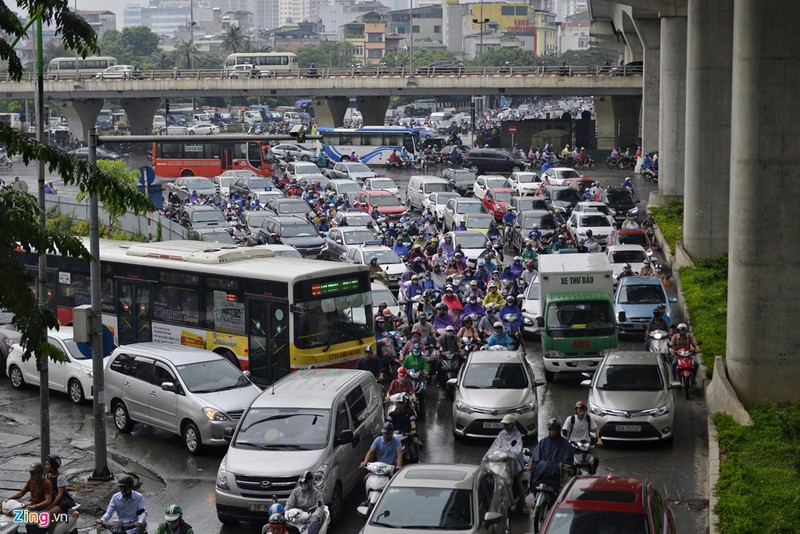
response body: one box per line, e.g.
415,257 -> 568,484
462,362 -> 528,389
555,188 -> 580,202
235,407 -> 331,450
452,171 -> 476,182
618,284 -> 666,305
200,230 -> 235,244
517,174 -> 538,183
294,290 -> 373,349
176,359 -> 251,393
373,287 -> 398,306
295,163 -> 320,174
426,183 -> 450,193
435,193 -> 459,205
486,178 -> 510,189
347,163 -> 371,172
559,170 -> 581,179
454,234 -> 488,249
334,181 -> 360,193
524,215 -> 557,230
282,222 -> 317,238
606,189 -> 633,203
369,487 -> 474,529
344,230 -> 376,245
585,204 -> 612,215
466,216 -> 492,229
186,178 -> 213,190
457,202 -> 484,214
247,178 -> 272,189
618,233 -> 649,247
218,177 -> 236,187
280,202 -> 311,214
580,215 -> 612,227
370,195 -> 401,207
193,210 -> 226,223
371,179 -> 396,189
596,363 -> 663,391
545,301 -> 615,337
271,248 -> 302,258
494,191 -> 512,202
246,213 -> 269,228
515,199 -> 535,211
64,339 -> 91,360
611,250 -> 647,264
365,249 -> 402,265
543,510 -> 648,533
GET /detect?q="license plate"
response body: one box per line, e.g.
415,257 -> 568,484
483,422 -> 503,429
250,504 -> 271,512
616,425 -> 641,432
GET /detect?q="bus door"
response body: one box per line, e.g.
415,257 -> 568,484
220,144 -> 234,171
246,296 -> 290,384
117,280 -> 153,345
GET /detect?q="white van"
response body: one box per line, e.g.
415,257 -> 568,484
243,110 -> 263,125
429,111 -> 453,125
283,111 -> 303,125
152,115 -> 166,133
406,175 -> 451,210
215,369 -> 384,525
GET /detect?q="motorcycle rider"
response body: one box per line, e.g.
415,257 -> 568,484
356,345 -> 384,381
582,229 -> 601,253
264,513 -> 289,534
433,302 -> 456,331
4,462 -> 53,524
155,505 -> 193,534
457,315 -> 481,345
359,422 -> 404,478
388,148 -> 403,167
485,322 -> 515,349
530,419 -> 573,490
401,343 -> 431,378
411,313 -> 435,347
285,471 -> 325,534
368,257 -> 390,286
645,308 -> 673,348
561,401 -> 602,474
97,475 -> 148,534
617,263 -> 635,281
385,367 -> 417,403
385,393 -> 420,463
639,258 -> 655,276
669,323 -> 700,381
437,324 -> 462,358
482,282 -> 505,308
486,415 -> 527,513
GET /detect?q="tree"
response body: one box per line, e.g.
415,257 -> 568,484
0,1 -> 153,366
221,25 -> 246,55
98,26 -> 159,65
382,48 -> 456,68
469,48 -> 538,67
148,50 -> 175,71
174,39 -> 198,69
561,49 -> 608,67
295,42 -> 354,68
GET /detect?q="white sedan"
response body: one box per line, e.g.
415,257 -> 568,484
507,171 -> 544,196
344,246 -> 406,288
7,327 -> 98,404
187,122 -> 220,135
542,167 -> 582,186
473,175 -> 511,200
363,177 -> 400,196
567,210 -> 616,248
606,244 -> 649,280
422,191 -> 460,221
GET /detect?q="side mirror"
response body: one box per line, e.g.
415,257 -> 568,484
357,505 -> 370,518
669,297 -> 678,303
483,512 -> 502,526
335,429 -> 354,445
669,380 -> 682,390
580,379 -> 592,387
533,379 -> 546,387
618,311 -> 627,322
535,316 -> 544,328
447,377 -> 458,387
161,382 -> 175,392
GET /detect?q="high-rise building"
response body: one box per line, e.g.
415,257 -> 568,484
279,0 -> 323,25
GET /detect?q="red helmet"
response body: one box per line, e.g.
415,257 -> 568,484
397,367 -> 408,378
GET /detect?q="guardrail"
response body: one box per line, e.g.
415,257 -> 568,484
0,64 -> 643,83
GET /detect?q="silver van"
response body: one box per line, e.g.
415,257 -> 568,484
406,175 -> 451,210
215,369 -> 384,525
104,343 -> 262,455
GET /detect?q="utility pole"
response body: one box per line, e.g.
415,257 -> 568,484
472,1 -> 489,59
189,0 -> 195,116
408,0 -> 413,69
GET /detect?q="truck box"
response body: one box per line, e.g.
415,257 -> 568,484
539,254 -> 614,298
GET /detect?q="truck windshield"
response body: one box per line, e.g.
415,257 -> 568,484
545,301 -> 615,337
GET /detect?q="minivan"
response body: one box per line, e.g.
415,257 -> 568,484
406,175 -> 451,210
464,148 -> 526,175
215,369 -> 384,525
104,343 -> 262,454
429,111 -> 453,125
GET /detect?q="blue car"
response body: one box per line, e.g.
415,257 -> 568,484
614,276 -> 676,335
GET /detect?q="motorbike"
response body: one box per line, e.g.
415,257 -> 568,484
648,329 -> 670,365
285,503 -> 330,534
676,348 -> 698,400
96,520 -> 145,533
606,156 -> 635,170
642,168 -> 658,183
437,350 -> 461,399
570,437 -> 597,476
481,435 -> 529,513
0,149 -> 12,170
575,158 -> 598,171
531,479 -> 559,534
501,313 -> 523,349
357,462 -> 395,517
407,368 -> 427,420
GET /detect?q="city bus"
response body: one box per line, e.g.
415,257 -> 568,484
318,126 -> 421,165
151,139 -> 274,178
18,239 -> 374,385
224,52 -> 298,73
0,112 -> 22,130
46,56 -> 118,78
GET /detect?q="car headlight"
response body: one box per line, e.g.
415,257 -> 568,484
523,317 -> 533,326
455,401 -> 473,414
314,464 -> 327,490
216,462 -> 229,490
628,207 -> 639,216
589,401 -> 607,417
544,350 -> 565,359
643,404 -> 671,417
203,407 -> 231,422
515,402 -> 535,414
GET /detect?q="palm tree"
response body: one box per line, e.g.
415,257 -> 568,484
150,50 -> 175,70
221,25 -> 245,55
174,40 -> 198,69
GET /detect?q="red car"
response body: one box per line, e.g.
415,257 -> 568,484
613,228 -> 655,256
541,475 -> 675,533
355,190 -> 404,221
482,187 -> 514,221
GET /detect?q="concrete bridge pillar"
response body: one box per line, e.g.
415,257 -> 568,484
683,0 -> 733,258
726,0 -> 800,404
652,15 -> 687,202
312,97 -> 348,128
356,96 -> 391,126
59,99 -> 104,144
595,96 -> 640,152
121,98 -> 161,155
594,97 -> 615,151
633,17 -> 660,156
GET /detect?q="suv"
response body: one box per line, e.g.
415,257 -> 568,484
256,215 -> 325,258
178,205 -> 231,230
215,369 -> 384,525
96,65 -> 143,80
602,186 -> 640,223
463,149 -> 526,175
614,276 -> 676,335
104,343 -> 262,454
228,176 -> 276,198
541,185 -> 581,216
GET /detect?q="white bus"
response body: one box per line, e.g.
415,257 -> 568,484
46,56 -> 118,78
317,127 -> 422,165
0,112 -> 22,131
224,52 -> 298,73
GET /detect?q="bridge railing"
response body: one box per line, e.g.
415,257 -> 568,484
0,64 -> 643,83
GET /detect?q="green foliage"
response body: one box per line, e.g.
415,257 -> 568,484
469,48 -> 537,66
295,42 -> 355,68
649,201 -> 684,255
98,26 -> 160,65
221,25 -> 247,55
714,405 -> 800,533
561,49 -> 609,67
678,256 -> 728,374
382,49 -> 456,68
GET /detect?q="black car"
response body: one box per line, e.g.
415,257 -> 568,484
463,148 -> 526,175
264,198 -> 314,218
602,187 -> 641,223
256,215 -> 325,258
229,176 -> 277,198
541,185 -> 581,216
509,209 -> 558,251
68,147 -> 122,160
441,168 -> 477,196
416,60 -> 464,75
510,195 -> 548,213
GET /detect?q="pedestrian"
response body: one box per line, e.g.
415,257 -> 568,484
11,176 -> 27,193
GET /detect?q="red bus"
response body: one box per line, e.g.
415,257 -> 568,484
152,139 -> 274,178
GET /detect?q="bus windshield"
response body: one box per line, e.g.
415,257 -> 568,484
294,290 -> 373,349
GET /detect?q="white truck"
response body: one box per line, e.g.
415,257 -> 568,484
536,253 -> 618,382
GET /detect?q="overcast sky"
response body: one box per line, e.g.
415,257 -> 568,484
15,0 -> 142,29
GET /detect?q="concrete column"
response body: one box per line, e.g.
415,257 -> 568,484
683,0 -> 733,258
726,0 -> 800,404
634,18 -> 660,156
59,99 -> 104,144
312,97 -> 348,127
613,96 -> 641,151
653,15 -> 687,201
594,97 -> 615,151
120,98 -> 161,155
356,96 -> 390,126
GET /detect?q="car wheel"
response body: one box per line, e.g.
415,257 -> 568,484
112,401 -> 135,433
188,131 -> 195,135
544,370 -> 554,383
341,156 -> 351,162
9,365 -> 25,389
183,421 -> 203,455
469,165 -> 480,174
329,482 -> 343,525
68,378 -> 85,405
301,155 -> 310,161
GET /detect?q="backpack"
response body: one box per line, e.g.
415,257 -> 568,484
565,414 -> 592,440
